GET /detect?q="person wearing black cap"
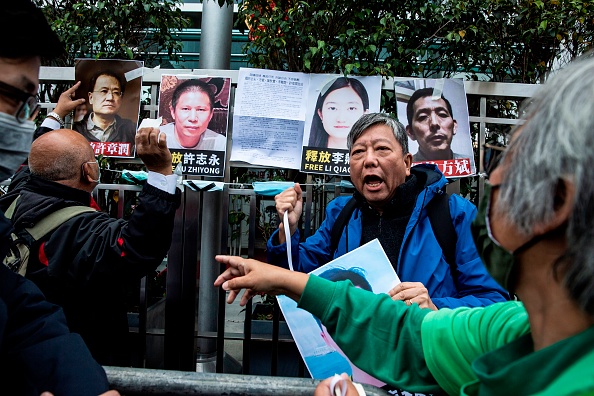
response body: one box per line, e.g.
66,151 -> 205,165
0,1 -> 117,395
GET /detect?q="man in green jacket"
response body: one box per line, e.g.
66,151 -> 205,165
214,54 -> 594,396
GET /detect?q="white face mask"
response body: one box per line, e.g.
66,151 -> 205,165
0,112 -> 35,182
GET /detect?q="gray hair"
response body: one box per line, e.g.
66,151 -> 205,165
347,113 -> 408,153
495,54 -> 594,315
29,155 -> 82,181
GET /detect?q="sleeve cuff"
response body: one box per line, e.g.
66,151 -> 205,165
147,172 -> 177,194
41,117 -> 61,130
298,275 -> 336,320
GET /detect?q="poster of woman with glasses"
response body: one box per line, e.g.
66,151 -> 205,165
73,59 -> 144,158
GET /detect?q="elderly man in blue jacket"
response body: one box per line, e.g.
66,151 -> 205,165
267,113 -> 508,309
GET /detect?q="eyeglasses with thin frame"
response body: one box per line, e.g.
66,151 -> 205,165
0,80 -> 40,123
93,89 -> 122,98
483,142 -> 507,179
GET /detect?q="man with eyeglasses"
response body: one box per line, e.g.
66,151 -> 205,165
0,1 -> 120,395
43,70 -> 136,155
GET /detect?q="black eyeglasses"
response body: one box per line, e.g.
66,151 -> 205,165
0,80 -> 40,123
483,142 -> 507,178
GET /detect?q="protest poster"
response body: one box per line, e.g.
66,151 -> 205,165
158,75 -> 231,177
74,59 -> 143,158
276,239 -> 400,387
231,68 -> 309,170
300,74 -> 382,177
395,78 -> 476,177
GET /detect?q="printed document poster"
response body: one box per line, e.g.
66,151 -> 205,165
158,75 -> 231,177
277,239 -> 400,387
395,78 -> 475,177
301,75 -> 382,177
231,68 -> 309,169
74,59 -> 144,158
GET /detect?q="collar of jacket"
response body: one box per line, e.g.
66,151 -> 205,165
352,164 -> 444,217
23,174 -> 92,206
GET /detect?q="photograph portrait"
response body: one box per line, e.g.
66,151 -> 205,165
277,239 -> 399,387
395,78 -> 476,177
158,75 -> 230,152
74,59 -> 143,158
303,74 -> 382,151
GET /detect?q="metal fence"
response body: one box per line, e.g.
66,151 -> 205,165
35,67 -> 539,385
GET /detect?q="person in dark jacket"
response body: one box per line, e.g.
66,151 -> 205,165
0,1 -> 118,394
0,127 -> 181,366
268,113 -> 508,309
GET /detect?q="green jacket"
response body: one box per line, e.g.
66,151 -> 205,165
299,275 -> 594,395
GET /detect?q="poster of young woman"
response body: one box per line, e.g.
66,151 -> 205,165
300,75 -> 382,176
395,78 -> 476,177
73,59 -> 143,158
158,74 -> 231,177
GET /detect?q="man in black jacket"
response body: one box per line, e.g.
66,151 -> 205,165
0,1 -> 116,394
1,127 -> 181,366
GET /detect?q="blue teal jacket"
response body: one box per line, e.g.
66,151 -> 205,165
267,165 -> 509,309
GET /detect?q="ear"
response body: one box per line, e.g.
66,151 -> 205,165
453,120 -> 458,135
405,125 -> 416,141
403,152 -> 413,176
533,178 -> 575,235
88,92 -> 94,105
169,104 -> 175,121
80,162 -> 93,184
317,108 -> 323,121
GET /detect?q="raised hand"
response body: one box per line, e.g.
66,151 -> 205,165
214,255 -> 308,306
135,127 -> 172,175
275,183 -> 303,243
52,81 -> 87,119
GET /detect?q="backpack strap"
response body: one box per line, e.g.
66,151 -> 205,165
329,191 -> 459,287
4,195 -> 20,219
329,197 -> 357,254
25,206 -> 97,240
426,189 -> 458,286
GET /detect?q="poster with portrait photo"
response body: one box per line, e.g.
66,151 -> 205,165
158,75 -> 231,177
301,75 -> 382,177
395,78 -> 476,178
74,59 -> 143,158
277,239 -> 400,386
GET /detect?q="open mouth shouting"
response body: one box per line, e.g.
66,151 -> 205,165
364,174 -> 384,190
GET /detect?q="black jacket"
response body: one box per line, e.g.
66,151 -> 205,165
0,174 -> 181,365
0,214 -> 109,395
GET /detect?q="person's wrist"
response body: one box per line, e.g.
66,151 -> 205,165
47,111 -> 65,127
147,165 -> 172,176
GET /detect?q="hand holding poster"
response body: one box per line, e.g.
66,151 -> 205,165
395,78 -> 476,177
276,239 -> 399,387
74,59 -> 143,158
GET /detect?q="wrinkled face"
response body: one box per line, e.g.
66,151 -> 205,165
171,90 -> 214,148
349,124 -> 413,212
318,87 -> 366,144
88,75 -> 123,117
406,96 -> 457,159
